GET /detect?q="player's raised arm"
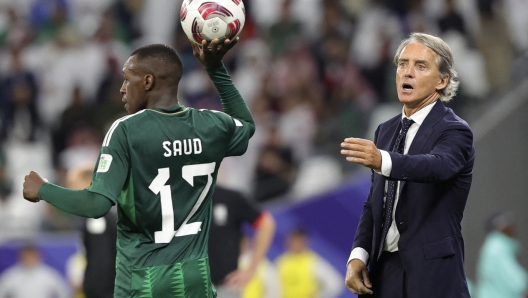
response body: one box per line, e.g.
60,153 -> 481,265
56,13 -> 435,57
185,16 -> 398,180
191,38 -> 255,135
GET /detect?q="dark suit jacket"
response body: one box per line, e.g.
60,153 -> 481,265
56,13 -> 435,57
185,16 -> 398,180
353,101 -> 474,298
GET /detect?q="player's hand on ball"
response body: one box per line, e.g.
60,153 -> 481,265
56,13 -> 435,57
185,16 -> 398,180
23,171 -> 47,203
191,37 -> 239,69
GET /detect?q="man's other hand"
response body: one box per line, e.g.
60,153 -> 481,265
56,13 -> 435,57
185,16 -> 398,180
345,259 -> 373,295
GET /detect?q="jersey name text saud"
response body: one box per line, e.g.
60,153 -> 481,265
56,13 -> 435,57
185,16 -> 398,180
163,138 -> 203,157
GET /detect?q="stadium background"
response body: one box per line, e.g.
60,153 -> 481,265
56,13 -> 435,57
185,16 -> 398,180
0,0 -> 527,297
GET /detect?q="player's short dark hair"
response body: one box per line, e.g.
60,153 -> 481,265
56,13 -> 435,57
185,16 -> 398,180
289,227 -> 309,237
131,44 -> 183,75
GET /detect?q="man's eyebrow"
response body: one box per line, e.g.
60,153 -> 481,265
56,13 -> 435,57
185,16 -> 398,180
398,58 -> 429,65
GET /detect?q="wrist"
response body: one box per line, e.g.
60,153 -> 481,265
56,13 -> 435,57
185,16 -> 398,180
205,61 -> 224,70
37,182 -> 51,201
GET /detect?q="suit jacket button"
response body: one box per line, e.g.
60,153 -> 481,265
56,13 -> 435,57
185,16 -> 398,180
399,222 -> 404,225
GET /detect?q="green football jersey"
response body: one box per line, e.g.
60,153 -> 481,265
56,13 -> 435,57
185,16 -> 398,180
87,104 -> 253,297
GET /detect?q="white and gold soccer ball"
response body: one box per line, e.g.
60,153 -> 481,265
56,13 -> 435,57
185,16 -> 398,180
180,0 -> 246,44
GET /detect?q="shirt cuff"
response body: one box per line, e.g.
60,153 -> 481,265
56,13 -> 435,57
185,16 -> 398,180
348,247 -> 369,265
375,150 -> 392,177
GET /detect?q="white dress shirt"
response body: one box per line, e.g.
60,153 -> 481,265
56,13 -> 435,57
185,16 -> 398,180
348,101 -> 437,265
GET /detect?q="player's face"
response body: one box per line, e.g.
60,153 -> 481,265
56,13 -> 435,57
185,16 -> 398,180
395,42 -> 447,110
120,55 -> 147,114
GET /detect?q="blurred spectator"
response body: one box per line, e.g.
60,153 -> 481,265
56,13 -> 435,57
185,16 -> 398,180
79,9 -> 131,101
209,185 -> 276,297
136,0 -> 178,45
476,211 -> 528,298
0,48 -> 40,142
51,86 -> 101,178
350,0 -> 403,72
232,38 -> 271,107
34,24 -> 84,127
266,0 -> 302,57
68,0 -> 116,39
254,126 -> 296,202
238,236 -> 281,298
113,0 -> 143,43
438,0 -> 470,39
404,0 -> 439,34
57,126 -> 101,185
0,244 -> 71,298
180,67 -> 223,110
441,31 -> 488,101
0,148 -> 12,202
315,34 -> 374,142
66,163 -> 117,298
276,227 -> 344,298
476,0 -> 514,94
93,56 -> 128,130
215,90 -> 276,196
269,44 -> 320,163
30,0 -> 69,44
0,7 -> 32,50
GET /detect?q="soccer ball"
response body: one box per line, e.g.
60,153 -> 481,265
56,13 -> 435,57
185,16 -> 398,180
180,0 -> 246,45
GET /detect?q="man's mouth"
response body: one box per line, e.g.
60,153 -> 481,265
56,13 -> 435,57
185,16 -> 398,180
402,83 -> 414,91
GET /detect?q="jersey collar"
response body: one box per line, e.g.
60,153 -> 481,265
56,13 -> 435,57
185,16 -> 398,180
148,104 -> 187,114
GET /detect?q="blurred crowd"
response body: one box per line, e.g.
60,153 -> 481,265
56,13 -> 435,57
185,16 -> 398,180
0,0 -> 528,236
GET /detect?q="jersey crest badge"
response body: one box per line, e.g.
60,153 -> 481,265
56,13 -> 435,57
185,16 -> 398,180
97,154 -> 113,173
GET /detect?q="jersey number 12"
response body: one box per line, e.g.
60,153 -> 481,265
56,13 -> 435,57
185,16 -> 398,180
149,162 -> 216,243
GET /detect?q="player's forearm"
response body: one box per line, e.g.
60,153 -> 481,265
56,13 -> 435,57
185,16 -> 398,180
248,213 -> 276,272
38,183 -> 112,218
206,63 -> 255,125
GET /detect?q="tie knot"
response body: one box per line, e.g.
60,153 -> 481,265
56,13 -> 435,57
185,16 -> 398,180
402,118 -> 414,131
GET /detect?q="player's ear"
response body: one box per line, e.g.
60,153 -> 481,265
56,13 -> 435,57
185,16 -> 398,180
144,74 -> 154,91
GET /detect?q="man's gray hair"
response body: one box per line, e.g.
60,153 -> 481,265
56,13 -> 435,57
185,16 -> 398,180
393,32 -> 460,102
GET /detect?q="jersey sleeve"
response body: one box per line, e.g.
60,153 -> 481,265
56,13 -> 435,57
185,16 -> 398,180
225,114 -> 254,157
87,121 -> 130,204
206,63 -> 255,157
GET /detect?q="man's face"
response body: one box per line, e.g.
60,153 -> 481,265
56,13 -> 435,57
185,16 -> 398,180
120,55 -> 147,114
395,42 -> 447,109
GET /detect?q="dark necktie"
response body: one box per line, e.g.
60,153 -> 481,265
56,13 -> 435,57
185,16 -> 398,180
377,117 -> 414,260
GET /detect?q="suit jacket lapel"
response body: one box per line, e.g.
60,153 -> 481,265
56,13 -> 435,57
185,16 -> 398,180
408,101 -> 447,155
399,101 -> 447,191
379,116 -> 403,152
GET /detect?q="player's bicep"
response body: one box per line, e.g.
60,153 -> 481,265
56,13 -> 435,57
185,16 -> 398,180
88,123 -> 130,203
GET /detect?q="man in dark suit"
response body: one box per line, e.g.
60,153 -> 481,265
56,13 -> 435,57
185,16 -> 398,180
341,32 -> 474,298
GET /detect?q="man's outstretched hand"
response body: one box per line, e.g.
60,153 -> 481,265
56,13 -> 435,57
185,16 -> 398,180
191,38 -> 239,69
341,138 -> 382,172
23,171 -> 47,203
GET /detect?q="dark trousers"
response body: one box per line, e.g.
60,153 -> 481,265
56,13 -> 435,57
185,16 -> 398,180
361,251 -> 407,298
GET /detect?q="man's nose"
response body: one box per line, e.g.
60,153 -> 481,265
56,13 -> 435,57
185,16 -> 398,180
404,66 -> 415,78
